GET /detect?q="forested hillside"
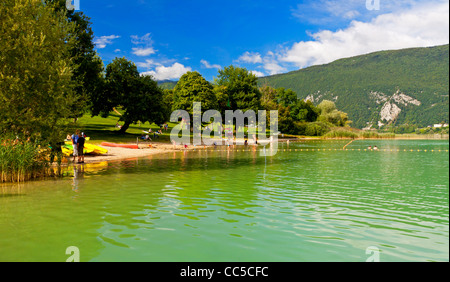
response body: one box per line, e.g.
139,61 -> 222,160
259,45 -> 449,129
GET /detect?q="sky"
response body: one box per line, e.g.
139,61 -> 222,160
79,0 -> 449,82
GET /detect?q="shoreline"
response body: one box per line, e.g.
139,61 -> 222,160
64,135 -> 449,165
63,142 -> 193,165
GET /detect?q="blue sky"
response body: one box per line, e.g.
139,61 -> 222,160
80,0 -> 449,81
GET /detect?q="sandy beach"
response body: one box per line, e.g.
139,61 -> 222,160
73,142 -> 184,164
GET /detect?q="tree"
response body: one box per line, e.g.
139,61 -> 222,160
276,88 -> 297,107
214,85 -> 231,115
46,0 -> 104,119
92,57 -> 167,133
172,71 -> 218,116
214,65 -> 261,113
317,100 -> 350,127
260,86 -> 278,111
290,99 -> 321,122
0,0 -> 77,144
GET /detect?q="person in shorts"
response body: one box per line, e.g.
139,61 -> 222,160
71,130 -> 79,162
77,132 -> 86,163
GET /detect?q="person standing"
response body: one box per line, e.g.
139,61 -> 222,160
71,130 -> 79,162
77,132 -> 86,163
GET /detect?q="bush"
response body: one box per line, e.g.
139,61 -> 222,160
305,122 -> 330,136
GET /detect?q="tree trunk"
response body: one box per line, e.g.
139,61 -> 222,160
119,121 -> 131,134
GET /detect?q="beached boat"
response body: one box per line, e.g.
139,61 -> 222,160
84,143 -> 108,155
61,144 -> 95,156
100,142 -> 139,149
62,142 -> 108,156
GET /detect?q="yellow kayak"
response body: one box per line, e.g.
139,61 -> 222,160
62,143 -> 95,156
63,142 -> 108,156
84,143 -> 108,155
61,145 -> 72,157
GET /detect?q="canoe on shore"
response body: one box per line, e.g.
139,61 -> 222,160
100,142 -> 139,149
62,143 -> 109,156
61,144 -> 95,156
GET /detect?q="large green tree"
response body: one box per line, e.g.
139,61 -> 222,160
215,65 -> 261,113
0,0 -> 77,144
172,71 -> 218,116
47,0 -> 104,119
92,57 -> 167,133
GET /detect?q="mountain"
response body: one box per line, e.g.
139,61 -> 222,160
258,44 -> 449,129
157,80 -> 178,90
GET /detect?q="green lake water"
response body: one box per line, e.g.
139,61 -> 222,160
0,140 -> 448,262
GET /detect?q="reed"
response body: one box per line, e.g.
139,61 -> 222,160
323,128 -> 359,139
359,132 -> 396,139
0,136 -> 51,183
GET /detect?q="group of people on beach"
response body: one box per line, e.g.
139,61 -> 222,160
141,128 -> 164,141
67,130 -> 86,163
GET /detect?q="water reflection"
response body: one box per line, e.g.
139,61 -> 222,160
0,140 -> 448,261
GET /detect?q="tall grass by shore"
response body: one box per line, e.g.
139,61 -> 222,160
0,136 -> 54,183
322,128 -> 398,139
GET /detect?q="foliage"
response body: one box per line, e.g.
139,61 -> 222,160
323,128 -> 359,139
415,126 -> 449,135
215,65 -> 261,113
317,100 -> 350,127
45,0 -> 104,119
290,99 -> 321,123
0,135 -> 49,183
172,71 -> 218,116
260,86 -> 278,111
304,122 -> 330,136
276,88 -> 298,107
0,0 -> 77,146
91,57 -> 167,133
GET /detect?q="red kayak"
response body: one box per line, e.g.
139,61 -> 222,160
100,142 -> 139,149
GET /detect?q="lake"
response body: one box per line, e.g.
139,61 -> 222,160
0,139 -> 448,262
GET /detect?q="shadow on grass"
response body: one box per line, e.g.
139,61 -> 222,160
81,127 -> 172,144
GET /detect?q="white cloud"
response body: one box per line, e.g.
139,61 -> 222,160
236,51 -> 285,75
94,35 -> 120,49
237,52 -> 263,64
132,47 -> 156,56
250,70 -> 265,77
114,49 -> 121,53
131,33 -> 156,57
131,33 -> 153,46
136,59 -> 161,69
282,1 -> 449,68
262,52 -> 286,75
141,63 -> 191,81
200,59 -> 221,69
291,0 -> 425,25
262,61 -> 286,75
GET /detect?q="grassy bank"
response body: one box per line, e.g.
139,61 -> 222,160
322,128 -> 397,139
76,112 -> 172,144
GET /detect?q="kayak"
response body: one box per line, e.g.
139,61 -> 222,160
84,143 -> 108,155
62,143 -> 96,156
65,142 -> 108,154
100,142 -> 139,149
